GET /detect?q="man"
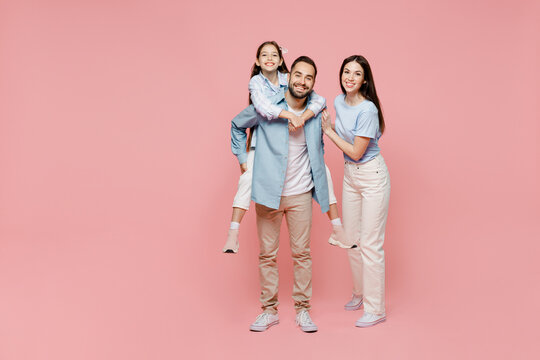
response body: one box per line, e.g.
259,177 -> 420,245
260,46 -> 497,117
230,56 -> 329,333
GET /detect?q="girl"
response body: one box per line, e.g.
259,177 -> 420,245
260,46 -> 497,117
321,55 -> 391,327
223,41 -> 352,253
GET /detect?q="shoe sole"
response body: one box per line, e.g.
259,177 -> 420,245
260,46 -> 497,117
355,317 -> 386,328
249,319 -> 279,332
344,301 -> 363,311
328,238 -> 357,249
299,325 -> 318,333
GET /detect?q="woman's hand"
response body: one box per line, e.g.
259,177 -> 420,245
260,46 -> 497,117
321,109 -> 333,135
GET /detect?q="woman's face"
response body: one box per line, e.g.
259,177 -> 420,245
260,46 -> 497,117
256,44 -> 282,73
341,61 -> 365,95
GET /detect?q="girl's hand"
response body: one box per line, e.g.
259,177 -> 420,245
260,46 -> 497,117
289,114 -> 305,131
321,109 -> 333,134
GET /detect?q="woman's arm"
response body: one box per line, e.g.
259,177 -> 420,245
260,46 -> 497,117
321,110 -> 370,161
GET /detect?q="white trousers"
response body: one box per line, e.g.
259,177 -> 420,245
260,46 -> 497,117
343,154 -> 390,315
232,149 -> 337,210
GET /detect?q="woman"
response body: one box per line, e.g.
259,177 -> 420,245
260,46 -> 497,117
321,55 -> 391,327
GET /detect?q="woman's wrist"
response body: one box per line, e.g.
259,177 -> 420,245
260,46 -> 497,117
323,126 -> 335,136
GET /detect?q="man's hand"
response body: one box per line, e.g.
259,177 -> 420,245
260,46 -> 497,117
240,162 -> 248,174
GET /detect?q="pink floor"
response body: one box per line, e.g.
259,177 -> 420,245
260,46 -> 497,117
1,211 -> 539,359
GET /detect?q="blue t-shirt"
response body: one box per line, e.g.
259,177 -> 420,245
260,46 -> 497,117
334,94 -> 381,163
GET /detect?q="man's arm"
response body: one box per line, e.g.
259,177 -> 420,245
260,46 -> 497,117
231,105 -> 259,165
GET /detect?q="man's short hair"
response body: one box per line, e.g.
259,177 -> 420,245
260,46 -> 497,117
290,56 -> 317,78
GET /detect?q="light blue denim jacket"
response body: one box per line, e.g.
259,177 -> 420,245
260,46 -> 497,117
231,90 -> 329,213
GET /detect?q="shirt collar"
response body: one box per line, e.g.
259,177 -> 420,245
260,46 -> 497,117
278,72 -> 288,87
274,89 -> 312,108
259,71 -> 288,90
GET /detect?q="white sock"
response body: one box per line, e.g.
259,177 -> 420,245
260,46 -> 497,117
230,222 -> 240,230
331,218 -> 342,226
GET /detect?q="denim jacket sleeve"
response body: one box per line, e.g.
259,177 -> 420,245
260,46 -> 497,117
231,105 -> 259,165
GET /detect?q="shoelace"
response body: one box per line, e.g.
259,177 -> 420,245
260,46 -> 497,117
297,311 -> 312,325
361,312 -> 376,320
255,313 -> 271,324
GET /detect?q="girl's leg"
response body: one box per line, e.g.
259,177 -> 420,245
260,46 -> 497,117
327,203 -> 339,220
326,164 -> 356,248
231,207 -> 247,223
325,164 -> 339,220
223,151 -> 255,253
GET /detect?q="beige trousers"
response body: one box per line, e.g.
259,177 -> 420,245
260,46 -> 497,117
343,154 -> 391,315
255,192 -> 313,314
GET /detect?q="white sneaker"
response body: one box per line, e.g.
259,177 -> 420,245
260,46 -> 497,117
249,312 -> 279,332
328,225 -> 357,249
223,229 -> 239,253
344,294 -> 363,311
295,310 -> 318,333
355,312 -> 386,327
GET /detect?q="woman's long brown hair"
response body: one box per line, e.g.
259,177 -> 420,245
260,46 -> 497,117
339,55 -> 385,135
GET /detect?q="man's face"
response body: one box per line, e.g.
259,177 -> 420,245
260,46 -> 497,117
288,62 -> 315,99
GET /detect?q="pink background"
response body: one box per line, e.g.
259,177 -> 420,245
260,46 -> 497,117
1,0 -> 539,359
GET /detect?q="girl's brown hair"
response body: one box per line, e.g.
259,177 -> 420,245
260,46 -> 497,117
246,41 -> 289,150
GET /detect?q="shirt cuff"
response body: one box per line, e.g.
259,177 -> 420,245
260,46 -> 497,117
266,105 -> 282,120
307,103 -> 320,115
236,152 -> 248,165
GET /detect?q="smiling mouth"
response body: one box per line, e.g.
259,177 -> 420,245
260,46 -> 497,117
345,82 -> 355,88
265,62 -> 275,66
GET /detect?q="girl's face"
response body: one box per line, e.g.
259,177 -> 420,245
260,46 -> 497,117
341,61 -> 365,95
256,44 -> 283,73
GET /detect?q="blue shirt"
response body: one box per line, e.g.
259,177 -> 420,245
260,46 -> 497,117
231,90 -> 329,213
248,72 -> 327,148
334,94 -> 381,163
